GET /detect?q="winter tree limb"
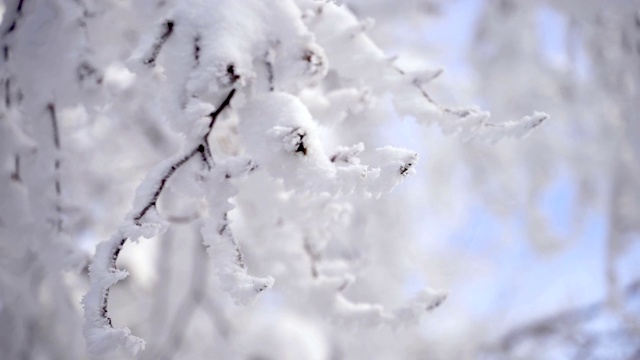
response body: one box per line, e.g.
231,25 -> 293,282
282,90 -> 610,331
83,89 -> 236,356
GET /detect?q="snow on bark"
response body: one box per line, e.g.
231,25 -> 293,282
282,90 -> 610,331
200,159 -> 275,306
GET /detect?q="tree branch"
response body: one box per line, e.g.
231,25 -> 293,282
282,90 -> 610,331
2,0 -> 26,38
10,155 -> 21,182
133,144 -> 205,225
201,88 -> 236,163
87,90 -> 236,343
193,34 -> 201,67
47,103 -> 63,232
134,89 -> 237,223
143,20 -> 175,66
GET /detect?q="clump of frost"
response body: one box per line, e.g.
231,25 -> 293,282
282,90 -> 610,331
238,92 -> 418,196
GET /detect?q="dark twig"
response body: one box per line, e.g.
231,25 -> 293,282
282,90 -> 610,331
133,145 -> 205,225
205,90 -> 236,137
47,103 -> 63,232
134,89 -> 236,223
1,0 -> 26,106
193,34 -> 201,66
143,20 -> 175,66
303,238 -> 320,278
47,103 -> 60,149
265,55 -> 275,91
101,237 -> 127,327
201,89 -> 236,163
10,155 -> 21,182
100,90 -> 236,329
5,78 -> 11,108
3,0 -> 26,37
218,213 -> 246,270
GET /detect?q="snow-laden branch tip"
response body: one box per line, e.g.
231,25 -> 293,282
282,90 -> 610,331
310,274 -> 448,328
239,92 -> 418,197
301,2 -> 548,143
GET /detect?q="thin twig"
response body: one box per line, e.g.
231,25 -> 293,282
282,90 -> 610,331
134,89 -> 236,223
47,103 -> 63,232
10,155 -> 21,182
2,0 -> 26,38
193,34 -> 201,67
1,0 -> 27,109
303,238 -> 320,278
99,89 -> 236,329
201,89 -> 236,163
143,20 -> 175,66
395,64 -> 547,134
133,144 -> 205,225
4,78 -> 11,108
265,52 -> 275,91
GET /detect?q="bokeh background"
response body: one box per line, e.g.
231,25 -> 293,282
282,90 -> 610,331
348,0 -> 640,358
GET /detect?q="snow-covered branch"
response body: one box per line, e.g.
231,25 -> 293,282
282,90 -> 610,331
82,89 -> 246,356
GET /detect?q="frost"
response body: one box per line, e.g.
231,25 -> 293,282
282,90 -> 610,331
82,234 -> 142,356
391,289 -> 448,327
238,92 -> 337,193
103,63 -> 136,92
84,327 -> 145,357
238,92 -> 418,196
368,146 -> 418,196
309,274 -> 447,328
201,162 -> 274,305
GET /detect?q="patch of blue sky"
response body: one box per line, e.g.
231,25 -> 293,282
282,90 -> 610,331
433,172 -> 608,324
507,209 -> 607,313
535,3 -> 591,81
422,0 -> 483,79
615,235 -> 640,288
538,166 -> 576,238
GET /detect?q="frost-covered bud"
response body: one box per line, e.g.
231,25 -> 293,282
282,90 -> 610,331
391,289 -> 448,327
214,63 -> 249,88
367,146 -> 418,195
273,41 -> 329,90
300,43 -> 329,81
238,92 -> 336,193
330,143 -> 365,165
269,126 -> 309,156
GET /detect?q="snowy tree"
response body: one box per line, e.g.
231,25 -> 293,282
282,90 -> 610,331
4,0 -> 638,359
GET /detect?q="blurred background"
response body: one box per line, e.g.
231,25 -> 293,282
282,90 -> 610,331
343,0 -> 640,358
